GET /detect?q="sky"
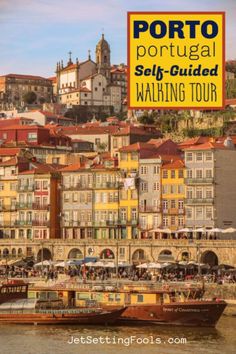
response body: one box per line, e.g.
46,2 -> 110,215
0,0 -> 235,77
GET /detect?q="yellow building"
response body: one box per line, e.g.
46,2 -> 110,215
93,167 -> 120,243
118,143 -> 142,239
0,157 -> 27,242
161,159 -> 185,233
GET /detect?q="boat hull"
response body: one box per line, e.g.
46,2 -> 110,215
104,301 -> 227,327
0,307 -> 126,325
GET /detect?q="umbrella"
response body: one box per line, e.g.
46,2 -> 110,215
136,263 -> 148,269
88,261 -> 104,267
118,262 -> 132,267
161,262 -> 174,268
187,261 -> 198,266
178,261 -> 188,265
85,261 -> 96,267
187,261 -> 206,267
177,228 -> 192,233
145,262 -> 162,269
218,264 -> 235,269
161,228 -> 172,233
34,260 -> 51,267
89,261 -> 115,268
55,261 -> 75,267
150,228 -> 165,233
103,262 -> 115,268
222,228 -> 236,233
206,228 -> 223,233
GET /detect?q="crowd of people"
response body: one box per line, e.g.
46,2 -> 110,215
0,264 -> 235,284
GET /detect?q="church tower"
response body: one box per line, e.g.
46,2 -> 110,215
95,34 -> 111,82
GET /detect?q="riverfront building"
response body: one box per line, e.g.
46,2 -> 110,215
0,134 -> 236,267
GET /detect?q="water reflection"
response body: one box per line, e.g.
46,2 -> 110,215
0,316 -> 235,354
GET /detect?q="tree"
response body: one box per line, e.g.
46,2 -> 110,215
23,91 -> 37,104
138,111 -> 155,125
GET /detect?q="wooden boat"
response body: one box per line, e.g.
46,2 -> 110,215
110,299 -> 227,327
0,298 -> 126,325
0,280 -> 28,304
29,284 -> 226,327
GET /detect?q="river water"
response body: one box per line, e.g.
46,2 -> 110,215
0,316 -> 235,354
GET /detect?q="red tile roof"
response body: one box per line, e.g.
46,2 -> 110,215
19,162 -> 63,175
119,142 -> 155,152
183,141 -> 227,151
178,136 -> 210,148
162,159 -> 185,169
37,110 -> 73,121
0,124 -> 46,131
225,98 -> 236,106
59,163 -> 83,172
0,117 -> 33,124
61,126 -> 119,135
2,74 -> 51,81
112,126 -> 160,136
47,76 -> 57,83
0,157 -> 17,166
0,148 -> 21,156
60,63 -> 77,72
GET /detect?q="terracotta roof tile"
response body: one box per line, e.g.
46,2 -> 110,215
178,136 -> 210,148
59,163 -> 83,172
119,142 -> 155,152
0,148 -> 21,156
183,141 -> 227,150
162,159 -> 185,169
2,73 -> 51,81
0,157 -> 17,166
19,162 -> 62,175
112,126 -> 161,136
61,126 -> 119,135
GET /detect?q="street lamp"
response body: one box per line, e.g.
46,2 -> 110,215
196,243 -> 201,276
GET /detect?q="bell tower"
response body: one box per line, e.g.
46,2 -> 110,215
95,33 -> 111,82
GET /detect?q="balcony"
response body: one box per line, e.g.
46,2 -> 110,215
139,206 -> 161,213
32,220 -> 50,227
0,205 -> 17,212
16,203 -> 33,209
162,208 -> 185,215
117,219 -> 138,226
93,221 -> 114,227
32,203 -> 50,210
15,220 -> 33,226
62,221 -> 93,227
61,183 -> 93,191
18,185 -> 35,192
185,178 -> 214,185
185,198 -> 214,204
94,182 -> 120,189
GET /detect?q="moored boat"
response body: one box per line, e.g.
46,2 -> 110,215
0,280 -> 28,303
113,300 -> 227,327
0,298 -> 126,325
28,283 -> 226,327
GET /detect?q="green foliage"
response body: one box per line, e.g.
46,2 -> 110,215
226,78 -> 236,99
96,142 -> 107,152
183,127 -> 223,138
23,91 -> 37,104
116,111 -> 127,121
138,111 -> 155,125
226,60 -> 236,75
